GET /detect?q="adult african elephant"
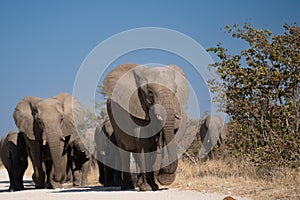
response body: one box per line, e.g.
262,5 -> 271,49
0,130 -> 28,191
199,115 -> 227,159
95,118 -> 121,187
103,63 -> 189,191
13,93 -> 83,188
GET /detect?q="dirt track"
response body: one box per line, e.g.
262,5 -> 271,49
0,169 -> 250,200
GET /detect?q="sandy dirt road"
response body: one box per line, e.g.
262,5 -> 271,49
0,169 -> 250,200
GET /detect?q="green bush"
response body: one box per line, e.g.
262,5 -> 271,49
207,23 -> 300,169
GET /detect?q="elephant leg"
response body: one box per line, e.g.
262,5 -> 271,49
6,160 -> 16,191
8,171 -> 16,191
114,169 -> 122,187
144,142 -> 158,191
104,165 -> 115,186
72,170 -> 81,186
25,139 -> 45,188
80,161 -> 90,186
15,156 -> 28,190
10,150 -> 22,191
134,152 -> 150,191
97,160 -> 106,185
119,150 -> 134,190
43,159 -> 52,188
112,141 -> 122,187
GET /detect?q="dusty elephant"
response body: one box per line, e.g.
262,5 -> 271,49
0,130 -> 28,191
95,118 -> 121,187
199,115 -> 227,159
103,63 -> 189,191
13,92 -> 83,188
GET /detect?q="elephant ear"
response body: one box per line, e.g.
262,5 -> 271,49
53,93 -> 84,137
6,130 -> 20,146
103,63 -> 148,120
167,64 -> 189,119
13,96 -> 42,140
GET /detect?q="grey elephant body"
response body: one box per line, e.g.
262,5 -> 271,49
95,118 -> 122,187
103,64 -> 189,191
13,93 -> 83,188
199,115 -> 227,159
0,131 -> 28,191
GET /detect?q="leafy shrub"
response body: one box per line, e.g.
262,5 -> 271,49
207,23 -> 300,169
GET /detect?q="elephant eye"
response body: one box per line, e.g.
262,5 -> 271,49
36,117 -> 44,127
147,88 -> 154,96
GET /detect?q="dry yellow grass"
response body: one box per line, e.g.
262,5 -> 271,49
170,159 -> 300,200
87,165 -> 100,185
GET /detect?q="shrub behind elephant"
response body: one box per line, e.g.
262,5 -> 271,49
0,131 -> 28,191
104,63 -> 189,191
13,92 -> 84,188
199,115 -> 227,160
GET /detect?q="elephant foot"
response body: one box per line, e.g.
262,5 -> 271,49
139,182 -> 152,191
121,181 -> 134,190
157,173 -> 176,186
99,176 -> 105,185
73,179 -> 81,187
50,180 -> 63,189
151,183 -> 159,191
35,184 -> 46,189
46,182 -> 53,189
8,186 -> 21,192
32,173 -> 46,189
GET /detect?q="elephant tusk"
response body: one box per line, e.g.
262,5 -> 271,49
42,139 -> 47,145
100,151 -> 106,156
156,114 -> 164,121
175,114 -> 181,120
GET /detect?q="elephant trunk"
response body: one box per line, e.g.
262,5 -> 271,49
45,127 -> 66,184
156,91 -> 178,176
161,120 -> 178,174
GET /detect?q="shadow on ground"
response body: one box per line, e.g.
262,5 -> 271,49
0,180 -> 35,193
51,186 -> 169,193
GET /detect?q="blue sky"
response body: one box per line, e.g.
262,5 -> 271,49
0,0 -> 299,137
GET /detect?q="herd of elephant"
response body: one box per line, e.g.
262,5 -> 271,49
0,63 -> 227,192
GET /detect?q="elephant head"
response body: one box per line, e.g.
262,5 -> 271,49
13,92 -> 83,187
103,63 -> 189,185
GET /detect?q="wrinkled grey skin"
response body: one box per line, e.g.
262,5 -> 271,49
66,137 -> 90,186
95,118 -> 122,187
199,115 -> 227,159
0,131 -> 28,191
13,93 -> 83,188
104,64 -> 189,191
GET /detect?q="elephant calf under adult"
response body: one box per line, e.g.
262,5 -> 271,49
66,137 -> 90,186
0,130 -> 28,191
13,92 -> 84,188
199,115 -> 227,159
95,118 -> 122,187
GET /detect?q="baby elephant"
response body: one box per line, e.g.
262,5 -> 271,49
67,137 -> 90,186
0,130 -> 28,191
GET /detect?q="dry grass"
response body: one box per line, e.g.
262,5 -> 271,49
87,165 -> 100,185
170,159 -> 300,200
